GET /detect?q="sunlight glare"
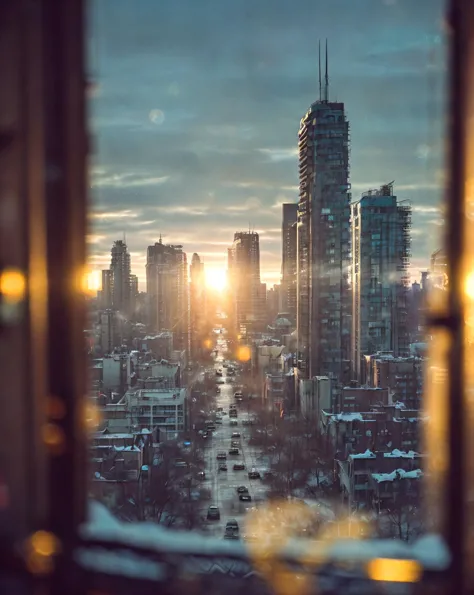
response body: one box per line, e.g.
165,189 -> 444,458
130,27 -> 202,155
205,267 -> 227,292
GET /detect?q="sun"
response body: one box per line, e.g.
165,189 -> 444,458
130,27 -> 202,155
205,267 -> 227,292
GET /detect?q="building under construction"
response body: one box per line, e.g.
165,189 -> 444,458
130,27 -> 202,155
296,43 -> 351,382
351,183 -> 412,380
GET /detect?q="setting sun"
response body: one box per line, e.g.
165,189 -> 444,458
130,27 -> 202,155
205,267 -> 227,292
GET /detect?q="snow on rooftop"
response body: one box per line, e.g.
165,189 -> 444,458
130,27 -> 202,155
384,449 -> 418,459
349,449 -> 375,459
371,468 -> 423,483
332,412 -> 363,422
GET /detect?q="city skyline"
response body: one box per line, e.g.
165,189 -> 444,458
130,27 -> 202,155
89,0 -> 445,289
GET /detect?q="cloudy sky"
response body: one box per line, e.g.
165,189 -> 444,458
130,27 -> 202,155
88,0 -> 446,289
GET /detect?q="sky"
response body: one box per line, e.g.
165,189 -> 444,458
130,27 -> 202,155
88,0 -> 446,290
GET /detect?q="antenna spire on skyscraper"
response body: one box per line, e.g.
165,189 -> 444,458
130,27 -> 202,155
318,40 -> 322,101
324,39 -> 329,102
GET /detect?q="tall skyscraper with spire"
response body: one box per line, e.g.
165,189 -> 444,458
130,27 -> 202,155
296,41 -> 351,383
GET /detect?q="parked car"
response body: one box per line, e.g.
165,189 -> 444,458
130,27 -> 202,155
232,432 -> 241,439
219,464 -> 228,471
228,448 -> 239,455
217,452 -> 227,460
233,463 -> 245,471
207,506 -> 220,520
239,494 -> 252,502
236,486 -> 248,494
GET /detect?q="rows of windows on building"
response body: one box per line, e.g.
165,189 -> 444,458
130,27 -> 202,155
86,62 -> 447,522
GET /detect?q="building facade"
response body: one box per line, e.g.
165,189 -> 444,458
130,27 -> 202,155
146,240 -> 189,354
281,203 -> 298,322
296,98 -> 351,382
189,253 -> 206,360
351,184 -> 411,379
227,231 -> 263,336
110,240 -> 131,315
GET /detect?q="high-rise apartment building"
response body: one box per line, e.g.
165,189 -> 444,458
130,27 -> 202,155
351,183 -> 411,379
190,253 -> 206,359
296,73 -> 351,381
227,231 -> 263,336
281,203 -> 298,322
110,240 -> 131,315
100,269 -> 113,309
146,240 -> 189,354
129,274 -> 139,319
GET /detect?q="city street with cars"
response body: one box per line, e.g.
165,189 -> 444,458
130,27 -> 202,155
200,330 -> 268,539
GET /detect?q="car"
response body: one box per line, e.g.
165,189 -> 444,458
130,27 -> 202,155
206,425 -> 216,431
197,471 -> 206,480
233,391 -> 243,399
227,369 -> 235,376
239,494 -> 252,502
228,448 -> 239,455
229,411 -> 238,418
230,420 -> 238,426
215,418 -> 223,424
233,463 -> 245,471
217,452 -> 227,460
248,470 -> 261,479
231,432 -> 241,438
216,378 -> 225,385
229,404 -> 237,409
226,519 -> 239,532
217,407 -> 223,412
231,440 -> 240,448
207,506 -> 220,520
219,464 -> 228,471
216,371 -> 223,377
236,486 -> 248,493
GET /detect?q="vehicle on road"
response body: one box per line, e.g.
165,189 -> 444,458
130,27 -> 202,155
206,424 -> 216,431
224,529 -> 239,540
231,440 -> 240,448
239,494 -> 252,502
215,418 -> 223,424
230,420 -> 238,426
236,486 -> 248,493
216,378 -> 225,384
216,452 -> 227,460
233,391 -> 243,399
218,464 -> 228,471
229,411 -> 238,418
226,519 -> 239,532
207,506 -> 220,520
248,470 -> 260,479
232,432 -> 241,438
233,463 -> 245,471
217,407 -> 223,412
228,448 -> 239,455
229,404 -> 237,409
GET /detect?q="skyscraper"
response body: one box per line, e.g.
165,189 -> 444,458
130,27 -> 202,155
296,46 -> 351,382
351,183 -> 411,379
146,239 -> 189,353
281,203 -> 298,322
100,269 -> 113,309
227,231 -> 262,337
190,253 -> 206,359
110,240 -> 131,314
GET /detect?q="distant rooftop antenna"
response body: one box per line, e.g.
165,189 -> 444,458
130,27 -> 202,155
324,39 -> 329,102
318,40 -> 322,101
159,233 -> 162,244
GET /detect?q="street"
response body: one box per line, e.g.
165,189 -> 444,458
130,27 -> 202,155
201,332 -> 267,539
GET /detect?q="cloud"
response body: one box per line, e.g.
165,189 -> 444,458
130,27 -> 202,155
257,147 -> 299,162
91,209 -> 139,220
91,172 -> 170,188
